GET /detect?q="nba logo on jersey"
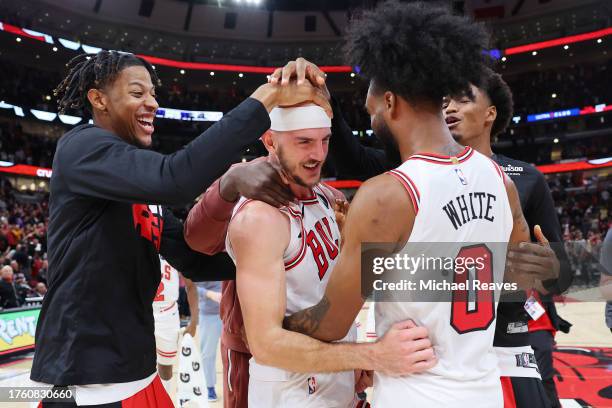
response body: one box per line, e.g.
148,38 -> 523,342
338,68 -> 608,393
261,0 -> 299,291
454,168 -> 468,185
307,376 -> 317,394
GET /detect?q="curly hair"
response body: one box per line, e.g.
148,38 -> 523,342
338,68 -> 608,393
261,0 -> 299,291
54,50 -> 160,114
478,67 -> 514,137
345,0 -> 490,106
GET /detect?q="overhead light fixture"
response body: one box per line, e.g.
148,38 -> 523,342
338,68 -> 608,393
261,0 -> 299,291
501,56 -> 507,62
553,138 -> 559,143
210,72 -> 215,76
350,72 -> 355,77
52,46 -> 58,52
59,114 -> 82,125
551,93 -> 557,98
31,109 -> 57,122
563,45 -> 569,50
59,38 -> 81,50
82,44 -> 102,54
180,69 -> 185,74
16,37 -> 21,42
238,73 -> 244,78
597,38 -> 602,43
531,51 -> 537,56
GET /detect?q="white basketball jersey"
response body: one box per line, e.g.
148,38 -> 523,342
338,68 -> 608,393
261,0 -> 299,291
374,147 -> 513,408
153,256 -> 179,310
227,184 -> 357,408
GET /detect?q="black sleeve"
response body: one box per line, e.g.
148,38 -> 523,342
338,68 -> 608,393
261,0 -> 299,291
329,97 -> 392,180
160,207 -> 236,281
525,170 -> 573,294
59,98 -> 270,206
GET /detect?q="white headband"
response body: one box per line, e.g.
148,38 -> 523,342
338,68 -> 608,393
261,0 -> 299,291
269,105 -> 331,131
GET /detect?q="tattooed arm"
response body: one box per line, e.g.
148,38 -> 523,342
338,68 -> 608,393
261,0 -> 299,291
284,174 -> 418,341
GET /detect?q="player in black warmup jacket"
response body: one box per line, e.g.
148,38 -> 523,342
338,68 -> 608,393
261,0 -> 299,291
31,51 -> 330,407
269,60 -> 572,408
442,69 -> 571,408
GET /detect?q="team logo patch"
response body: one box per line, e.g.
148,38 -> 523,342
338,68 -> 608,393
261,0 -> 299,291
515,352 -> 539,373
454,168 -> 468,185
307,376 -> 317,395
132,204 -> 163,250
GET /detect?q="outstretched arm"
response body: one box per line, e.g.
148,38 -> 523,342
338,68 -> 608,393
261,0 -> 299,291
184,158 -> 294,255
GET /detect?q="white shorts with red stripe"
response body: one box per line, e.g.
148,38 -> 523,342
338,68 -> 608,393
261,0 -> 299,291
153,301 -> 180,366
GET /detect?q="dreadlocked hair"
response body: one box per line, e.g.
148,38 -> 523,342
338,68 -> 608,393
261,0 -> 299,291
53,50 -> 161,114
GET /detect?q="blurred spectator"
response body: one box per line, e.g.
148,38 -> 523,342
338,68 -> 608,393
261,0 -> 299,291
34,282 -> 47,298
0,265 -> 18,308
14,272 -> 31,303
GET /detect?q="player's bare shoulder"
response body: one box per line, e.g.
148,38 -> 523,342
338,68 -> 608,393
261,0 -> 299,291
346,173 -> 415,244
228,200 -> 291,247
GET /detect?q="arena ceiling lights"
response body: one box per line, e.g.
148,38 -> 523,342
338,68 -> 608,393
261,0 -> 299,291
0,99 -> 223,125
2,20 -> 609,73
505,27 -> 612,56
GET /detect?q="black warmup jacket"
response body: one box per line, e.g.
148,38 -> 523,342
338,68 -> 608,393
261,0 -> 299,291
328,98 -> 573,348
31,98 -> 270,385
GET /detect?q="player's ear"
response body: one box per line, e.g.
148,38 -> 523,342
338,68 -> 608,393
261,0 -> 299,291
87,88 -> 108,114
486,105 -> 497,126
260,130 -> 275,154
384,91 -> 397,118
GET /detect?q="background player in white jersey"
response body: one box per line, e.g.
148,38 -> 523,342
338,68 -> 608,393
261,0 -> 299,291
226,104 -> 437,407
281,2 -> 545,407
153,256 -> 199,394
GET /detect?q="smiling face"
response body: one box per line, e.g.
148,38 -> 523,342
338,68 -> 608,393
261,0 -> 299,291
90,65 -> 159,147
263,128 -> 331,188
442,84 -> 496,146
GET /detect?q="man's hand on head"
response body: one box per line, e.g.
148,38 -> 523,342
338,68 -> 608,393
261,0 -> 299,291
269,58 -> 331,102
219,160 -> 295,207
251,80 -> 332,118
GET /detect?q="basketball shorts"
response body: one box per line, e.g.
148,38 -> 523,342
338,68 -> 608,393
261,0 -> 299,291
496,345 -> 551,408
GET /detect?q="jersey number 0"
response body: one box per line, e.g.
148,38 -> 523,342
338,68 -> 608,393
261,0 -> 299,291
450,244 -> 495,334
